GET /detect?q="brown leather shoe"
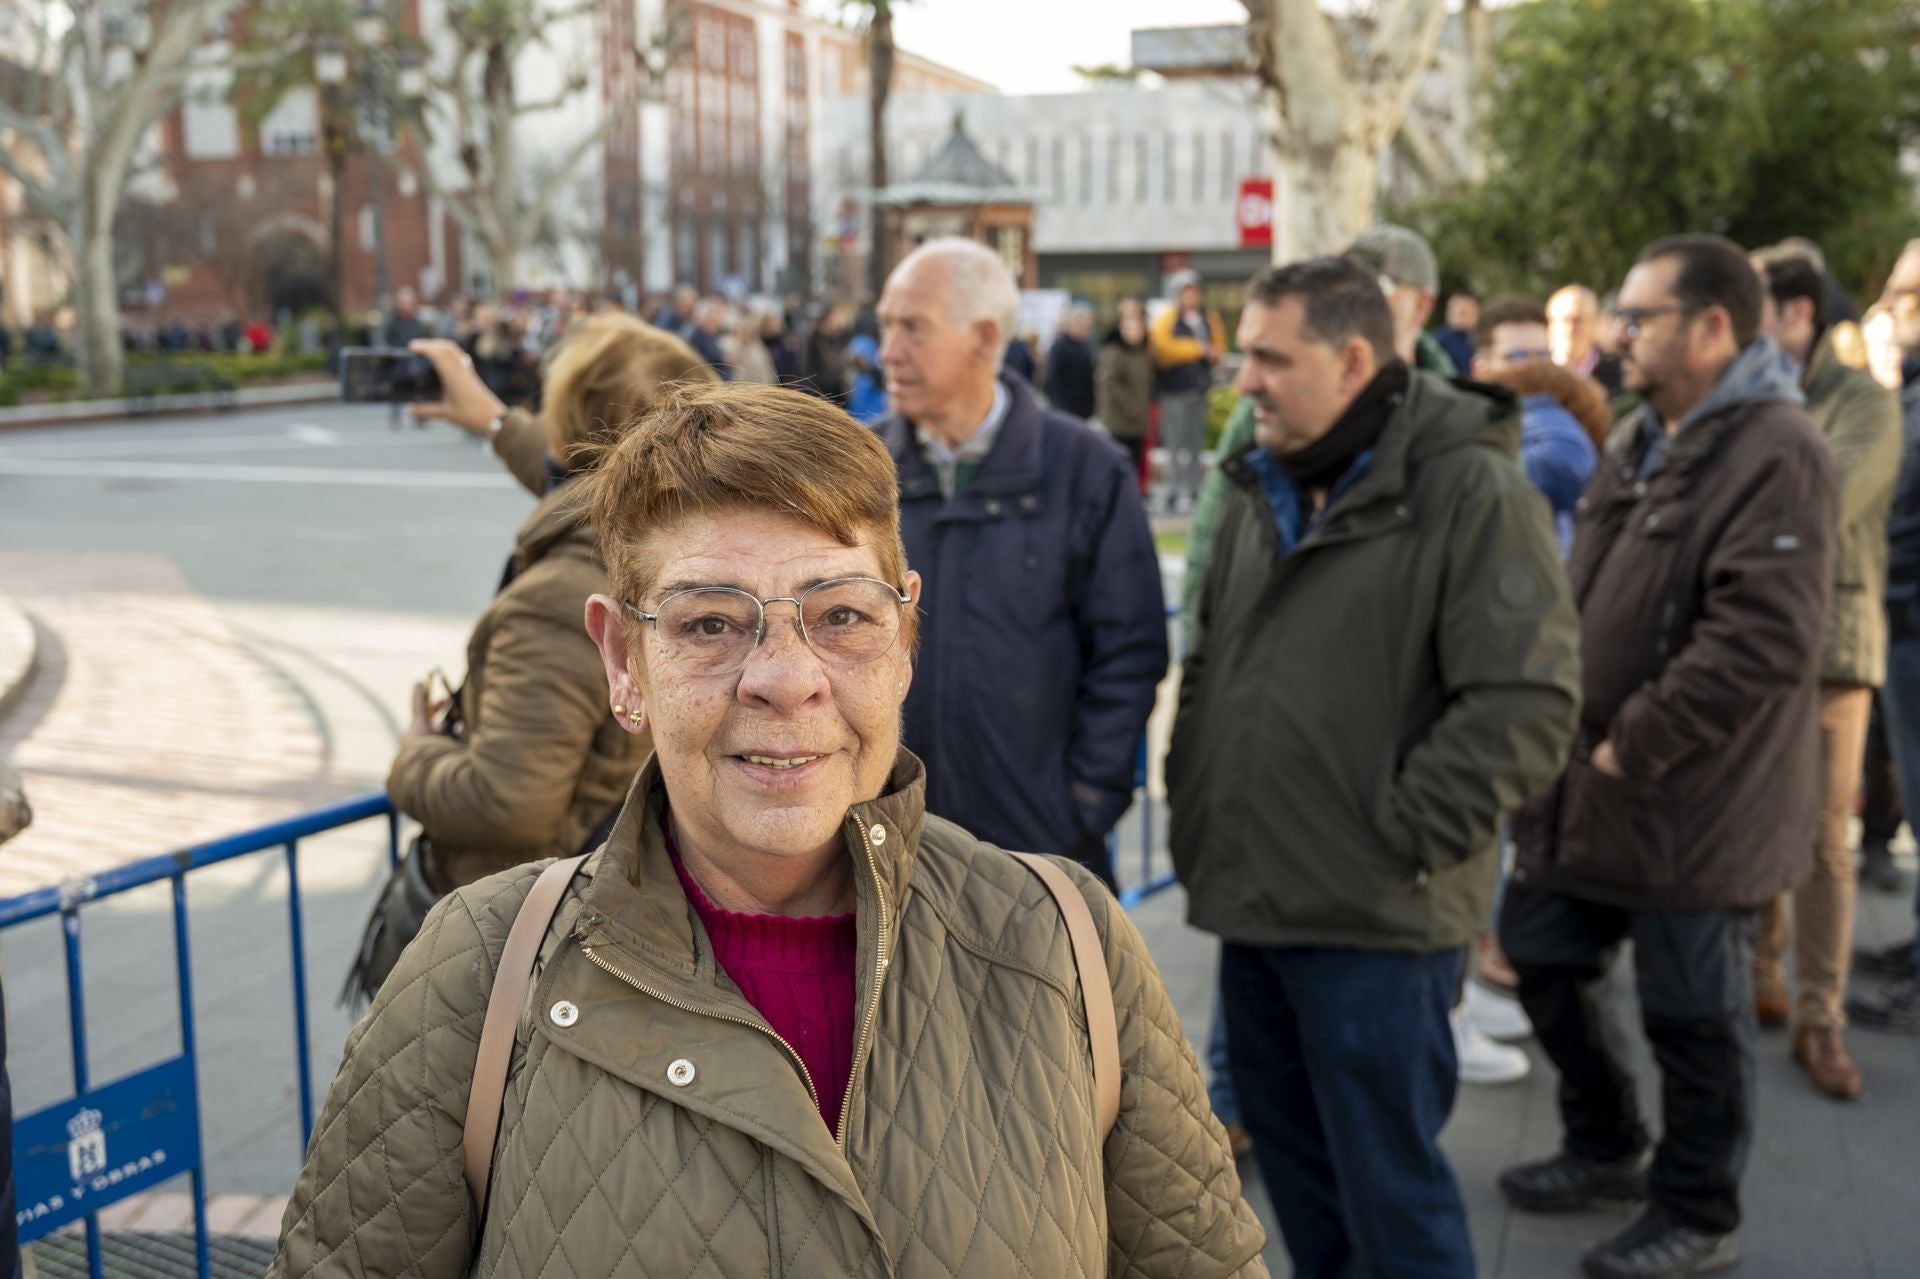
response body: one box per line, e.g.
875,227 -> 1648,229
1793,1025 -> 1864,1100
1755,987 -> 1790,1029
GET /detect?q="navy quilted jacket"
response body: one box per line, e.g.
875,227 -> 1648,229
876,375 -> 1169,867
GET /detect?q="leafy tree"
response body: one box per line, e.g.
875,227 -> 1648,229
0,0 -> 240,395
1728,0 -> 1920,294
232,0 -> 388,349
1403,0 -> 1920,302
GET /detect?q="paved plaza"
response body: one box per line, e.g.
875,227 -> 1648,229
2,408 -> 1917,1275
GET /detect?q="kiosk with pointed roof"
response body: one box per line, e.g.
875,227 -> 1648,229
871,111 -> 1038,287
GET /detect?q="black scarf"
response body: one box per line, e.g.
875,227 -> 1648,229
1272,361 -> 1409,493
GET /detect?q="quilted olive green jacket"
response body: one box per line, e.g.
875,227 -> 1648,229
1801,333 -> 1901,687
269,753 -> 1267,1278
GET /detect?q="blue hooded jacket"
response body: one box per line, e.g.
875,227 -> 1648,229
1517,392 -> 1599,557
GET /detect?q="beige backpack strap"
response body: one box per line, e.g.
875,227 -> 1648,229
463,853 -> 589,1216
1012,852 -> 1121,1141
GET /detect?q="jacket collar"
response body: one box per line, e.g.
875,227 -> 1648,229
1227,374 -> 1418,510
882,372 -> 1046,502
511,481 -> 595,577
574,749 -> 929,978
1613,338 -> 1802,483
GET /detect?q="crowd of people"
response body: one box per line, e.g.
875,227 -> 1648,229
1,205 -> 1897,1279
255,223 -> 1920,1279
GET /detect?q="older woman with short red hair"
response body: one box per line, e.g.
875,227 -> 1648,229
272,382 -> 1267,1278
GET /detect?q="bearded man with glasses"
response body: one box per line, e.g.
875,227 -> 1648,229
1500,235 -> 1840,1279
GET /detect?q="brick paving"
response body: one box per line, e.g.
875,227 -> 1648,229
0,550 -> 355,898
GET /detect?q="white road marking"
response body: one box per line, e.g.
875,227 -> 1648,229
0,458 -> 514,489
0,428 -> 437,461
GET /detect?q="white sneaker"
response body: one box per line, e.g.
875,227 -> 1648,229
1452,1009 -> 1531,1085
1464,981 -> 1533,1043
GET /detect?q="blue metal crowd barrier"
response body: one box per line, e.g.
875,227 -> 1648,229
3,793 -> 398,1279
3,759 -> 1173,1274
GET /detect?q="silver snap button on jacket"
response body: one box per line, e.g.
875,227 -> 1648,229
869,824 -> 887,846
667,1058 -> 697,1087
549,1000 -> 579,1028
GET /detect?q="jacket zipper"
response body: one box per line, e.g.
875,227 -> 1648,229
836,817 -> 889,1152
579,944 -> 822,1111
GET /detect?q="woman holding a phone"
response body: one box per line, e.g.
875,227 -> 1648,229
341,313 -> 718,1004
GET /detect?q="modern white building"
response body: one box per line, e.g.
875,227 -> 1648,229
818,19 -> 1480,315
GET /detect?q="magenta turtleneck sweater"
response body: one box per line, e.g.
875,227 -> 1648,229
667,828 -> 859,1136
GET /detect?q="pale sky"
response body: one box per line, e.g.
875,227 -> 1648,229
811,0 -> 1253,96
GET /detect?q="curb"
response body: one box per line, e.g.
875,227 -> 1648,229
0,591 -> 37,722
0,380 -> 339,431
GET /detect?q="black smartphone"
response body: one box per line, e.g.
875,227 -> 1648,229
338,347 -> 443,403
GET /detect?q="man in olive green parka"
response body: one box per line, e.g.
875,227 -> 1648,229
1168,257 -> 1578,1278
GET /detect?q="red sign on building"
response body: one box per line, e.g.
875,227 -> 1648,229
1237,179 -> 1274,249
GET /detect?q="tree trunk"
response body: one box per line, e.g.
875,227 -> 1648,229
1462,0 -> 1492,182
1272,135 -> 1378,263
1249,0 -> 1449,262
324,96 -> 351,355
865,0 -> 894,300
482,225 -> 520,298
72,215 -> 122,397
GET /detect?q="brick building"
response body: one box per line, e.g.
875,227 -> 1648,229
602,0 -> 990,300
139,2 -> 453,326
132,0 -> 986,325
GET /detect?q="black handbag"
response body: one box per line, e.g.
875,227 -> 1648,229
339,679 -> 466,1012
338,832 -> 442,1011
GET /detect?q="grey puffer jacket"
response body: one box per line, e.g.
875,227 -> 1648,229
270,753 -> 1268,1278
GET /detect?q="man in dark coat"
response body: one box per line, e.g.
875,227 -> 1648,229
800,302 -> 853,404
1851,237 -> 1920,1034
651,283 -> 698,336
1501,235 -> 1839,1279
1042,304 -> 1098,419
875,238 -> 1168,886
685,297 -> 734,380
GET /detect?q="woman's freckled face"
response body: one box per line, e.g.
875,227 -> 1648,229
627,508 -> 918,867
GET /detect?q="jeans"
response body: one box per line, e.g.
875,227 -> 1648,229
1501,883 -> 1757,1235
1220,942 -> 1473,1279
1206,986 -> 1239,1127
1862,692 -> 1903,848
1877,636 -> 1920,971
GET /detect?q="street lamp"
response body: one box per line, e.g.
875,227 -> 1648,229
314,39 -> 349,87
396,54 -> 428,102
353,2 -> 388,49
314,7 -> 420,334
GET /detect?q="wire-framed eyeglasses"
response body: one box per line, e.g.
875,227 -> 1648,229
1608,303 -> 1700,341
624,577 -> 911,677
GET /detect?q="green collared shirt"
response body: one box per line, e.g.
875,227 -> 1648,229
915,382 -> 1010,499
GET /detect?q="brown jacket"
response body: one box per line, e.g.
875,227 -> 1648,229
386,410 -> 649,890
271,753 -> 1269,1278
1512,340 -> 1839,911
